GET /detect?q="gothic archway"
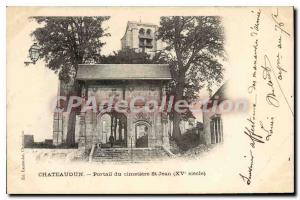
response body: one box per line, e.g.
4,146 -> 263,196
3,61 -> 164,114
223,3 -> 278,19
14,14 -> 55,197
135,120 -> 151,148
97,113 -> 111,144
97,111 -> 127,147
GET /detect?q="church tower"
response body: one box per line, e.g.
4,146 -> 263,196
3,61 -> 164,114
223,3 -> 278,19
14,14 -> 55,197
121,21 -> 161,57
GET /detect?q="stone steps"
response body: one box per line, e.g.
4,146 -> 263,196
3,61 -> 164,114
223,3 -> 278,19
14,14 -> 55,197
92,147 -> 170,163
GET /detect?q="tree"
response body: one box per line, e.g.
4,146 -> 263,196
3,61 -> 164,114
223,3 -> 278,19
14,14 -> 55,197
31,16 -> 110,146
31,16 -> 110,82
157,16 -> 225,141
100,48 -> 153,64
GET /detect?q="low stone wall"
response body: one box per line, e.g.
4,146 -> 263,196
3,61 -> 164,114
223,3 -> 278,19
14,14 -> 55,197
24,148 -> 86,162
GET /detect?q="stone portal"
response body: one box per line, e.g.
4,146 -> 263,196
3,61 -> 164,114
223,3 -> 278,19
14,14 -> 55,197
74,64 -> 172,151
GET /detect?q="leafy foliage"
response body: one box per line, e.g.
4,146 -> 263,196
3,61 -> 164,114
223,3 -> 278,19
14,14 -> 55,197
99,48 -> 153,64
158,16 -> 225,102
30,16 -> 110,147
157,16 -> 226,138
31,16 -> 110,83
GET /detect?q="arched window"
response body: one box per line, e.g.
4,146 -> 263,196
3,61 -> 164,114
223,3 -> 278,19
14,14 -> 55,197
139,28 -> 145,35
135,121 -> 151,148
98,113 -> 111,144
146,29 -> 151,35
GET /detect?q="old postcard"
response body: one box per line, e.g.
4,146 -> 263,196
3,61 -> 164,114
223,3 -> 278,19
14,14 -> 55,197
6,7 -> 294,194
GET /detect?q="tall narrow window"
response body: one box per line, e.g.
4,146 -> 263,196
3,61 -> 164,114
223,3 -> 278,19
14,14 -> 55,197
102,121 -> 106,132
139,28 -> 145,35
210,116 -> 223,144
210,120 -> 215,144
146,29 -> 151,35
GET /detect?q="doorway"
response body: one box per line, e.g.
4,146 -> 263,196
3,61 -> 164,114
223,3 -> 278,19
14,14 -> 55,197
135,121 -> 150,148
97,112 -> 127,148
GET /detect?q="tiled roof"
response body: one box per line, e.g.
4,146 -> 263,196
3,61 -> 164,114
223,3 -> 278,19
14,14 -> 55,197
210,82 -> 228,101
76,64 -> 172,80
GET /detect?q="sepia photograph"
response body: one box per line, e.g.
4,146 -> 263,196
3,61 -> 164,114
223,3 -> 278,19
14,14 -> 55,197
5,6 -> 294,194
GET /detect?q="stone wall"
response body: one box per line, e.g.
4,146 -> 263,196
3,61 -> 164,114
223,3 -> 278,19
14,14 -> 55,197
24,148 -> 85,162
202,110 -> 213,145
78,81 -> 169,150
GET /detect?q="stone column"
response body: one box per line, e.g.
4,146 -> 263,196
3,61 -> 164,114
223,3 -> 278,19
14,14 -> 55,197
216,117 -> 222,144
78,84 -> 87,151
113,116 -> 117,140
161,85 -> 170,148
220,117 -> 224,143
215,118 -> 218,143
116,118 -> 119,141
53,111 -> 63,146
92,112 -> 97,144
211,120 -> 216,144
162,113 -> 170,149
127,113 -> 135,148
78,112 -> 86,151
219,118 -> 221,143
